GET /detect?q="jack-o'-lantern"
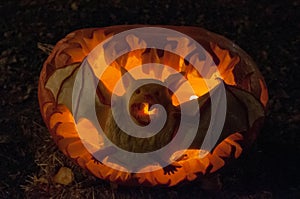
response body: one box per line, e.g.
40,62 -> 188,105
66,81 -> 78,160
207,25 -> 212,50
38,25 -> 268,188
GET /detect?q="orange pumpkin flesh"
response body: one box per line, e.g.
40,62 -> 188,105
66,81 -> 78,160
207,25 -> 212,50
38,25 -> 268,187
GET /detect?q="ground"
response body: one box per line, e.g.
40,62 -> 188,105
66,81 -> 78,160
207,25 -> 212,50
0,0 -> 299,198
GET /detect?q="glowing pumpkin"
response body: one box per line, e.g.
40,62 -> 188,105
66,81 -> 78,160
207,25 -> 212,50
38,25 -> 268,188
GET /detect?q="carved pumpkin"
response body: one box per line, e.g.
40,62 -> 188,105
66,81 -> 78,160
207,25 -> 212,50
38,25 -> 268,187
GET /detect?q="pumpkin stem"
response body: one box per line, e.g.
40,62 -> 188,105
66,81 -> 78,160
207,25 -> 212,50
37,42 -> 54,55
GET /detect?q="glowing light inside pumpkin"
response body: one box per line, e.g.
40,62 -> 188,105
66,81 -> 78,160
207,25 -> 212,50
189,95 -> 199,100
142,103 -> 149,114
141,103 -> 158,116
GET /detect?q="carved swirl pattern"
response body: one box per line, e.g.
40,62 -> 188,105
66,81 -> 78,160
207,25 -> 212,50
38,25 -> 268,186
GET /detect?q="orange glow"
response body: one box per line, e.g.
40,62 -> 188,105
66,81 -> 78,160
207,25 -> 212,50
142,103 -> 150,115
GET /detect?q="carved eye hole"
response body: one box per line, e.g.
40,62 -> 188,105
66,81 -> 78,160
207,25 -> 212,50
135,89 -> 141,94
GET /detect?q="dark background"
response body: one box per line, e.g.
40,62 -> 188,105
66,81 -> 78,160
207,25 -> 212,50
0,0 -> 299,198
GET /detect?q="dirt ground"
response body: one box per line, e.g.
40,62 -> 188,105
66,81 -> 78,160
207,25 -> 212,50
0,0 -> 299,198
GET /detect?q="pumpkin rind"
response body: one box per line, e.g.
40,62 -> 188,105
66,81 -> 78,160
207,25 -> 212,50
38,25 -> 268,187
